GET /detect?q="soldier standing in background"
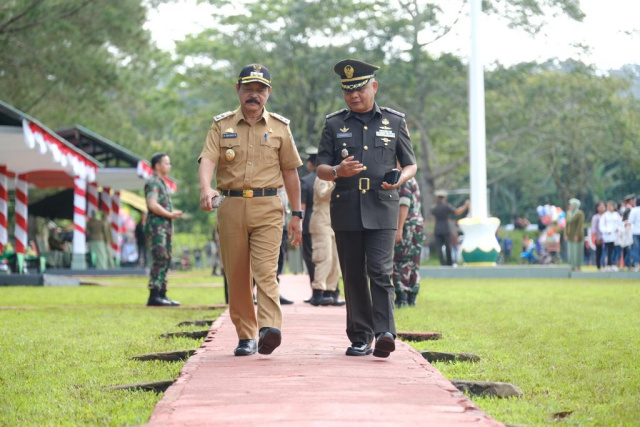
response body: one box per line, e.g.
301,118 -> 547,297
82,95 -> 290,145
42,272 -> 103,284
393,177 -> 425,307
145,153 -> 183,306
300,147 -> 318,303
317,59 -> 417,358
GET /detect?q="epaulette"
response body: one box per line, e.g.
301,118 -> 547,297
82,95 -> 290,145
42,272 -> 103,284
213,111 -> 233,122
380,106 -> 405,118
269,112 -> 290,125
326,108 -> 347,119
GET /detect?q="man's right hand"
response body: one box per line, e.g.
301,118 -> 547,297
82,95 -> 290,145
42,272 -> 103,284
200,188 -> 220,211
337,156 -> 364,178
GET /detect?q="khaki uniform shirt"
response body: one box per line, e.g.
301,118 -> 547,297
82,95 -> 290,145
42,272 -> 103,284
198,107 -> 302,189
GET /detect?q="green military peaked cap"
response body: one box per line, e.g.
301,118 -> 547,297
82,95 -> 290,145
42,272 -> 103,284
333,59 -> 380,91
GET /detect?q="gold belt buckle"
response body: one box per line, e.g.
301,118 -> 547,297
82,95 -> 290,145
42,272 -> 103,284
358,178 -> 370,194
242,189 -> 254,198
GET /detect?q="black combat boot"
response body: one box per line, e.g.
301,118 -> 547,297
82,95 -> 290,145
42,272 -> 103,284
309,289 -> 333,306
147,289 -> 174,306
158,289 -> 180,306
395,291 -> 408,308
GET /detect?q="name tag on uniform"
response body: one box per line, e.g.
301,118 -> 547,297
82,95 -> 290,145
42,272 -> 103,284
337,132 -> 352,138
222,133 -> 237,138
376,130 -> 395,138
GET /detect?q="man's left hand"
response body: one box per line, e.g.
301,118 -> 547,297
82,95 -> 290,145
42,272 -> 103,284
288,216 -> 302,246
381,180 -> 402,190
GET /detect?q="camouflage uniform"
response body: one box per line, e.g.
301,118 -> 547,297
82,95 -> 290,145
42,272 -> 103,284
145,173 -> 174,292
393,178 -> 425,306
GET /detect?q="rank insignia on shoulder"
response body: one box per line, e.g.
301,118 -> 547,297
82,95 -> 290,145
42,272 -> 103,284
213,111 -> 233,122
326,108 -> 347,119
269,112 -> 290,125
380,107 -> 405,117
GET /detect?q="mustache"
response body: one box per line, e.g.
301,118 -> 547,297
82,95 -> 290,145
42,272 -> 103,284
246,98 -> 261,105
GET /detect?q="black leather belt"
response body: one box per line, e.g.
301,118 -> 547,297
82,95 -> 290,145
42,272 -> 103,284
220,188 -> 278,198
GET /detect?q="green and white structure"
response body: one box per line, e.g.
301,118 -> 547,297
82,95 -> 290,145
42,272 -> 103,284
459,0 -> 501,265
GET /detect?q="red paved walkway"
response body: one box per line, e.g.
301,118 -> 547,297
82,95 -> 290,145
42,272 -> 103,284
148,275 -> 502,426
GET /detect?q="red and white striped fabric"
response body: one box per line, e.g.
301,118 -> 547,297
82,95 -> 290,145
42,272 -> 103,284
137,160 -> 177,194
0,166 -> 8,253
72,176 -> 87,257
87,182 -> 99,218
22,119 -> 97,183
110,190 -> 121,261
14,174 -> 28,255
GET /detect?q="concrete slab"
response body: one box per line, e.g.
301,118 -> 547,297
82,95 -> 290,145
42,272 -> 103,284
0,273 -> 80,286
148,275 -> 502,426
420,265 -> 571,279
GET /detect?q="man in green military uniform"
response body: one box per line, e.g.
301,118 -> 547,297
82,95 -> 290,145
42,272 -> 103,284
145,153 -> 183,306
317,59 -> 417,358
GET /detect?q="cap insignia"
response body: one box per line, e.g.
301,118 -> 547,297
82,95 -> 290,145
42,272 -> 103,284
344,65 -> 354,79
381,118 -> 390,125
340,126 -> 349,133
253,64 -> 262,71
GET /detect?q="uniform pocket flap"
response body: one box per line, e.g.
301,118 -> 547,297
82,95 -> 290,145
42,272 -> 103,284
377,189 -> 399,201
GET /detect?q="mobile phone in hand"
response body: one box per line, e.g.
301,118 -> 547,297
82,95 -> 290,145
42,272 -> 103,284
383,169 -> 401,185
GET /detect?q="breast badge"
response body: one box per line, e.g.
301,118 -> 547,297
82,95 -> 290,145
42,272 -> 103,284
341,148 -> 349,158
225,148 -> 236,161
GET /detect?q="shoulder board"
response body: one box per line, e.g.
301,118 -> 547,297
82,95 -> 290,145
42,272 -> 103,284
213,111 -> 233,122
380,107 -> 405,118
269,112 -> 290,125
326,108 -> 347,119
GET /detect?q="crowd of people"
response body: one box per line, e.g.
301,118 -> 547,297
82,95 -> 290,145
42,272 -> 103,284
517,195 -> 640,272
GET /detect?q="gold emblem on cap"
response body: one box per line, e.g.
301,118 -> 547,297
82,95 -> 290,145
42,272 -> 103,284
340,126 -> 349,133
225,148 -> 236,161
382,118 -> 390,125
225,127 -> 234,133
253,64 -> 262,71
344,65 -> 354,79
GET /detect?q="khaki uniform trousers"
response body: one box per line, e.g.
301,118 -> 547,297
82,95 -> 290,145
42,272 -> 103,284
311,233 -> 339,292
218,196 -> 283,339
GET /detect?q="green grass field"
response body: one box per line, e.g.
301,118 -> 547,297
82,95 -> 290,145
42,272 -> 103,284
1,272 -> 638,426
397,278 -> 640,426
0,271 -> 225,426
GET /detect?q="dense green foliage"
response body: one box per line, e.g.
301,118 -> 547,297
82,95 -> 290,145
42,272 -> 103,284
1,0 -> 638,230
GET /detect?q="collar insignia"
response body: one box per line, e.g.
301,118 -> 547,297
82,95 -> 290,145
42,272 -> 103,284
344,65 -> 354,79
340,126 -> 349,133
381,118 -> 390,125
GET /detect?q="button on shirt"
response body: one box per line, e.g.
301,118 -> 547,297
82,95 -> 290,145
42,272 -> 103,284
198,108 -> 302,189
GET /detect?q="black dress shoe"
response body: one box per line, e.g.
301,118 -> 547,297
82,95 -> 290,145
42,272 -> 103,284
279,296 -> 294,305
346,342 -> 373,356
234,339 -> 257,356
258,327 -> 282,355
373,332 -> 395,358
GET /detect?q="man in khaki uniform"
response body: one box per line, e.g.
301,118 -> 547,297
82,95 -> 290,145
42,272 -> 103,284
309,177 -> 345,306
198,64 -> 303,356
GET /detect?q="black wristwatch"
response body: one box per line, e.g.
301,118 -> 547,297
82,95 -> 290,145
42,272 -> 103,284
291,210 -> 304,220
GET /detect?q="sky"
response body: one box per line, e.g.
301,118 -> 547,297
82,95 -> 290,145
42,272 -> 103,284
145,0 -> 640,71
